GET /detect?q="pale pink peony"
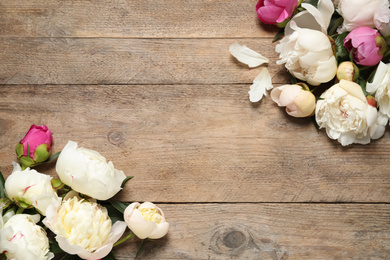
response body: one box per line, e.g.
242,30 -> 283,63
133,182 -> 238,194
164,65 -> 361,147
344,27 -> 386,66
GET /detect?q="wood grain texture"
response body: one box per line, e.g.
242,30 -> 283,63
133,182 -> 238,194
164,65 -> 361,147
113,203 -> 390,259
0,38 -> 284,85
0,0 -> 277,38
1,85 -> 389,203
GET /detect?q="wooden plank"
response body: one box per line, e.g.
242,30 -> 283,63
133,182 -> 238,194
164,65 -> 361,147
113,203 -> 390,259
1,85 -> 389,203
0,38 -> 284,85
0,0 -> 276,38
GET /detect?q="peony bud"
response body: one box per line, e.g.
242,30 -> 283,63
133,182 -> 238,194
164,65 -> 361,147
124,202 -> 169,240
344,27 -> 386,66
256,0 -> 300,28
336,61 -> 359,81
15,125 -> 53,169
271,83 -> 316,117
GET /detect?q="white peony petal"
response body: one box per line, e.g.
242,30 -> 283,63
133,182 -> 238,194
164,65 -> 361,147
366,62 -> 389,94
149,222 -> 170,239
229,42 -> 269,68
248,68 -> 273,103
370,112 -> 389,139
367,105 -> 378,127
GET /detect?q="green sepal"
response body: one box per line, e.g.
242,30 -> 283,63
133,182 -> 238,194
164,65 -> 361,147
0,198 -> 12,209
19,156 -> 35,170
15,143 -> 24,159
121,176 -> 134,188
51,178 -> 65,190
15,199 -> 33,209
272,28 -> 285,43
34,143 -> 51,163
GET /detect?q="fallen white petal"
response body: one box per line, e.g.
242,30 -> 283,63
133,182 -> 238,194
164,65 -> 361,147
229,42 -> 269,68
248,68 -> 273,102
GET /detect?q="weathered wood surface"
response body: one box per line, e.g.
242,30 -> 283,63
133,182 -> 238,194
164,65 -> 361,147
1,85 -> 390,204
0,0 -> 274,38
0,38 -> 284,85
0,0 -> 389,259
116,204 -> 390,259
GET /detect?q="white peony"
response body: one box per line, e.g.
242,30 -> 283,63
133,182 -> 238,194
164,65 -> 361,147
124,202 -> 169,240
56,141 -> 127,200
276,24 -> 337,86
367,62 -> 390,118
315,80 -> 384,146
0,214 -> 54,260
5,162 -> 60,215
43,195 -> 127,260
337,0 -> 388,33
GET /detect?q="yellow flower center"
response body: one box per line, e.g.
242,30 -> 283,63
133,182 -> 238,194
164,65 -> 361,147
139,207 -> 162,223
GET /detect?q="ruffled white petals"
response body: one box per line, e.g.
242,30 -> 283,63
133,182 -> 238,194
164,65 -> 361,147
229,42 -> 269,68
370,112 -> 389,139
124,202 -> 169,240
248,68 -> 273,102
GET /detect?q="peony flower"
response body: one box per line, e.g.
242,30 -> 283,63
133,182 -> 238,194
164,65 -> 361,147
5,162 -> 60,215
271,83 -> 316,117
336,61 -> 359,82
337,0 -> 388,33
43,195 -> 127,260
229,42 -> 269,68
315,80 -> 384,146
256,0 -> 300,27
366,61 -> 390,118
374,3 -> 390,42
275,23 -> 337,86
124,202 -> 169,240
248,68 -> 273,102
56,141 -> 127,200
344,27 -> 386,66
15,124 -> 53,169
0,214 -> 54,260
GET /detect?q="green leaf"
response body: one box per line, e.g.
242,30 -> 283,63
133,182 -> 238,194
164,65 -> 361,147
302,0 -> 319,8
310,115 -> 320,132
108,199 -> 130,214
335,32 -> 349,63
0,198 -> 12,209
49,238 -> 64,254
59,254 -> 82,260
135,239 -> 146,259
121,176 -> 134,188
289,73 -> 297,84
48,151 -> 61,162
0,168 -> 6,198
272,28 -> 284,43
106,204 -> 125,223
102,251 -> 117,260
328,16 -> 343,36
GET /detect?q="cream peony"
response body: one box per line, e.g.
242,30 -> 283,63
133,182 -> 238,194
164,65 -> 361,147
271,84 -> 316,117
5,162 -> 60,215
315,80 -> 383,146
337,0 -> 388,33
124,202 -> 169,240
56,141 -> 127,200
43,195 -> 127,260
0,214 -> 54,260
367,62 -> 390,118
275,23 -> 337,86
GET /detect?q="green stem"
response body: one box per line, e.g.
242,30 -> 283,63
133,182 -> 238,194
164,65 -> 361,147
16,207 -> 24,214
113,232 -> 135,247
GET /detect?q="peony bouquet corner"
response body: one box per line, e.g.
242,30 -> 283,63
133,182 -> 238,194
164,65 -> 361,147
230,0 -> 390,146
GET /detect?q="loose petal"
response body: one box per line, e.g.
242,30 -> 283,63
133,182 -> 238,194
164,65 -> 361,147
229,42 -> 269,68
248,68 -> 273,102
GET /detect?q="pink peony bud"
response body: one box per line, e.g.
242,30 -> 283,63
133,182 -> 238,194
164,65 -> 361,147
15,124 -> 53,169
366,95 -> 377,108
344,27 -> 386,66
256,0 -> 300,28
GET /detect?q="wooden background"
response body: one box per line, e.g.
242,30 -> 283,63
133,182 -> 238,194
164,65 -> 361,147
1,0 -> 390,259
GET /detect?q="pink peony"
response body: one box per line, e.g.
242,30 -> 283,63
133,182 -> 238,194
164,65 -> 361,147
256,0 -> 300,27
16,124 -> 53,169
344,27 -> 386,66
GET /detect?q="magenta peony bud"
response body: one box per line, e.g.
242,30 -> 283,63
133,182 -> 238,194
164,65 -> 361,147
344,27 -> 386,66
15,124 -> 53,169
256,0 -> 300,28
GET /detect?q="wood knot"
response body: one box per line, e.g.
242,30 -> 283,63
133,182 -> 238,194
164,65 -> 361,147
108,131 -> 126,146
209,226 -> 250,256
